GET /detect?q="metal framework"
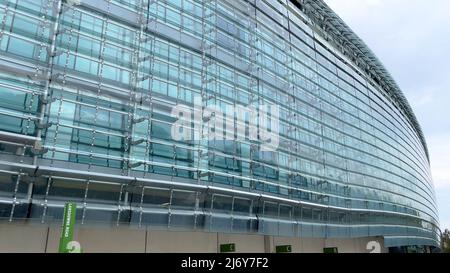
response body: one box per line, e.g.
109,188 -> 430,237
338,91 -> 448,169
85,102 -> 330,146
0,0 -> 439,249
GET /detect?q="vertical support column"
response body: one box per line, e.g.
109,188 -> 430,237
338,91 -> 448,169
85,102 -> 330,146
126,0 -> 151,174
197,0 -> 218,184
81,0 -> 113,225
13,0 -> 64,220
118,0 -> 151,226
244,0 -> 258,191
33,0 -> 63,165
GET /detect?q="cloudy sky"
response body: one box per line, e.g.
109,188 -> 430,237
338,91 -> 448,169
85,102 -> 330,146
324,0 -> 450,231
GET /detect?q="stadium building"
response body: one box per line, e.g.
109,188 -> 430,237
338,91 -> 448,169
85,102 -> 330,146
0,0 -> 440,253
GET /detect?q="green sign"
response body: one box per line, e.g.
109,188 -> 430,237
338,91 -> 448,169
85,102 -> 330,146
276,245 -> 292,253
323,247 -> 339,254
220,243 -> 236,253
58,202 -> 78,253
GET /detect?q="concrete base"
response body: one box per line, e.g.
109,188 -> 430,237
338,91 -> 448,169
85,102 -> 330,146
0,222 -> 387,253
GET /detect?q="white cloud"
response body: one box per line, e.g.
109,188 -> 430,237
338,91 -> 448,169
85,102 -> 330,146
409,88 -> 435,108
436,189 -> 450,230
428,134 -> 450,189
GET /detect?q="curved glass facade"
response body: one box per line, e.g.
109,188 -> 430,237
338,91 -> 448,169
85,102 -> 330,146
0,0 -> 440,248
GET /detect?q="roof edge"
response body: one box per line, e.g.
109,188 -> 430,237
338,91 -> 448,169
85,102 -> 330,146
291,0 -> 430,162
